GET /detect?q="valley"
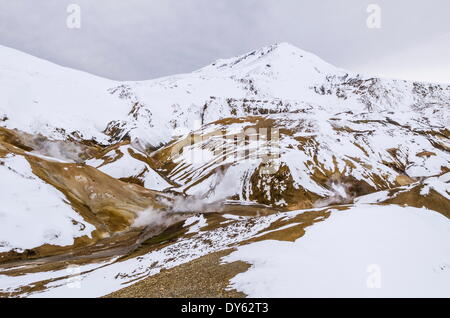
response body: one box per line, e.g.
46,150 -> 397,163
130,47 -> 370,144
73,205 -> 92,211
0,43 -> 448,297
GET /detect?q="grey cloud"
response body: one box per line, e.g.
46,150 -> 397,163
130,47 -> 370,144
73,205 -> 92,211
0,0 -> 448,83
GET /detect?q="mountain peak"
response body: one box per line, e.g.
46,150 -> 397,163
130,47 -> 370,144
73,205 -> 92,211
263,42 -> 309,55
200,42 -> 343,79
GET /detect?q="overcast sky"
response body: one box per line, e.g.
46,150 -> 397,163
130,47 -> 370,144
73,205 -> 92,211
0,0 -> 449,83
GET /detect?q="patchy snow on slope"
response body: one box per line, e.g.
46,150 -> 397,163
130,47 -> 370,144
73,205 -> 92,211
223,204 -> 450,297
141,167 -> 172,191
0,154 -> 95,252
159,110 -> 449,206
2,210 -> 282,297
87,145 -> 171,191
1,42 -> 449,149
420,172 -> 450,199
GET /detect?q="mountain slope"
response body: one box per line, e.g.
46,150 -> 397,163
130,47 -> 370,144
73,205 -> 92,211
0,43 -> 448,298
148,112 -> 449,213
1,43 -> 449,147
0,45 -> 130,142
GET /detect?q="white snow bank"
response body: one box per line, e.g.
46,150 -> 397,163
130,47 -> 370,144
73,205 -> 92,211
223,204 -> 450,297
0,154 -> 95,252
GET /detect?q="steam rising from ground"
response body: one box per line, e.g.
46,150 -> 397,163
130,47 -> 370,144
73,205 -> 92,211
17,132 -> 89,162
314,181 -> 354,208
157,195 -> 217,213
30,140 -> 86,162
133,179 -> 356,228
132,194 -> 223,228
132,208 -> 185,228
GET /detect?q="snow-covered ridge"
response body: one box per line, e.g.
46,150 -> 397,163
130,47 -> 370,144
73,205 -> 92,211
1,43 -> 449,147
0,45 -> 130,143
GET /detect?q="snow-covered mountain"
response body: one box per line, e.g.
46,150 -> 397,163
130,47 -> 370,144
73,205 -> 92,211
0,43 -> 449,298
1,42 -> 449,146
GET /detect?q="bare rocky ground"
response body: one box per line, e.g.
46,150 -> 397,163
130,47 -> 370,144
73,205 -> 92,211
105,249 -> 248,298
